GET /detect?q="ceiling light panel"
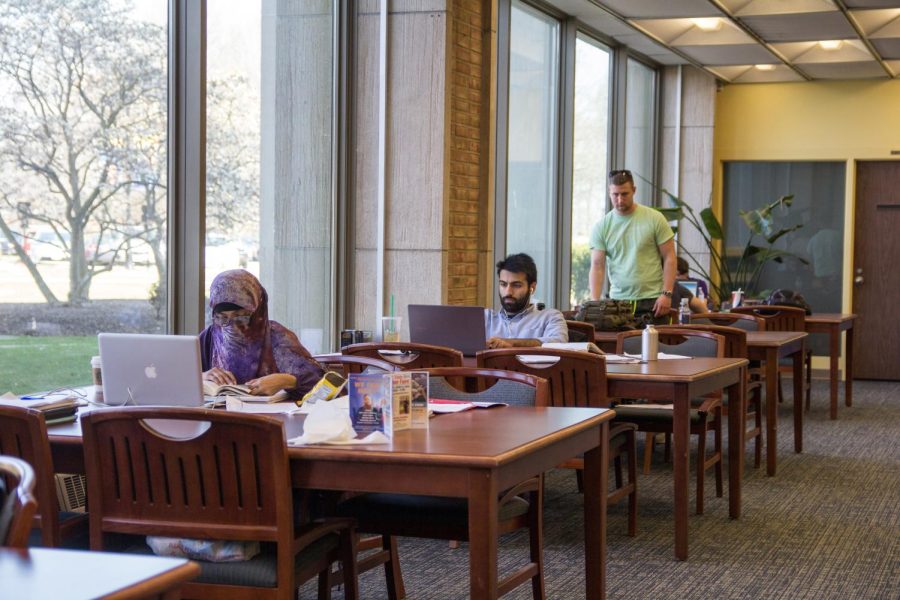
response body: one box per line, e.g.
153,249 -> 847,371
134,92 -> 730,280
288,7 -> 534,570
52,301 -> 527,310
633,18 -> 755,45
678,43 -> 780,65
800,60 -> 890,78
721,0 -> 839,17
871,38 -> 900,58
742,12 -> 858,42
772,39 -> 873,63
593,0 -> 722,19
843,0 -> 900,8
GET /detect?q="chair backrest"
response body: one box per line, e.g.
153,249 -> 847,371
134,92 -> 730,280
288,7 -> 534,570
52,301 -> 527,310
565,320 -> 596,343
617,329 -> 724,358
690,312 -> 763,332
343,342 -> 463,370
314,354 -> 401,376
81,407 -> 293,549
658,324 -> 747,359
476,348 -> 608,408
730,305 -> 806,331
0,455 -> 38,548
423,367 -> 549,407
0,405 -> 62,546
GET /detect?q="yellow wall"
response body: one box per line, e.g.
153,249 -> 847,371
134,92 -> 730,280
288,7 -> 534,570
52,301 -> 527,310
714,79 -> 900,369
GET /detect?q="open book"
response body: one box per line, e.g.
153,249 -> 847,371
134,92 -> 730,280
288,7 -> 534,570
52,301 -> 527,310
541,341 -> 604,355
429,399 -> 507,414
202,381 -> 288,403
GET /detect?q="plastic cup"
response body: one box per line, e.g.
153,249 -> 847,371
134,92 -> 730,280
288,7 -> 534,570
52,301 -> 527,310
382,316 -> 401,342
91,355 -> 104,403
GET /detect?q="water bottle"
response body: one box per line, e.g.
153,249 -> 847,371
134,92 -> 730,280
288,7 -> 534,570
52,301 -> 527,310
641,324 -> 659,361
679,298 -> 691,324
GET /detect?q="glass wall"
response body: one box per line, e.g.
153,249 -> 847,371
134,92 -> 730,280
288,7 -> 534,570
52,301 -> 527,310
570,34 -> 611,306
624,58 -> 656,187
207,1 -> 335,355
723,161 -> 845,353
505,0 -> 560,307
0,1 -> 168,394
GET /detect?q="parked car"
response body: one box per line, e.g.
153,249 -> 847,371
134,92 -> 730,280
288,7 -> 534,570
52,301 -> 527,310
28,230 -> 69,262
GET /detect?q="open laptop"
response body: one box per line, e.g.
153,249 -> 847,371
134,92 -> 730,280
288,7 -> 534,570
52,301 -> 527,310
679,280 -> 699,297
99,333 -> 204,408
408,304 -> 487,357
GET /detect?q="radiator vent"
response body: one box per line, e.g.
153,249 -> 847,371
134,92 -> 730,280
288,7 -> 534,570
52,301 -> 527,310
54,473 -> 87,512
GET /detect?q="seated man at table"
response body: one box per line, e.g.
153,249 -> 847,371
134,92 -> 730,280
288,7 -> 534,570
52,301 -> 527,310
485,253 -> 568,348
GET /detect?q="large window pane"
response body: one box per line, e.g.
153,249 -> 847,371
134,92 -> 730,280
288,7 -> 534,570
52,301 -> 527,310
0,0 -> 168,394
723,161 -> 845,354
506,1 -> 559,306
207,1 -> 335,354
624,58 -> 656,187
570,34 -> 611,306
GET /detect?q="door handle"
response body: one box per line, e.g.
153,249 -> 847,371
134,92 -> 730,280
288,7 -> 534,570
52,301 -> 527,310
854,275 -> 864,285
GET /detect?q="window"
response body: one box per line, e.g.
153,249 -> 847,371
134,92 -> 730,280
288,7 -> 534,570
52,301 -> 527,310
624,58 -> 657,187
206,1 -> 336,354
570,34 -> 611,306
504,0 -> 560,307
0,1 -> 168,394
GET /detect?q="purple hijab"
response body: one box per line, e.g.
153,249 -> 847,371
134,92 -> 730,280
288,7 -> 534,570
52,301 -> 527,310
199,269 -> 323,397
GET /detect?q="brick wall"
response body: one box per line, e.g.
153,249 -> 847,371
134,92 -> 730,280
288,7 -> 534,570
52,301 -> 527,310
447,0 -> 486,305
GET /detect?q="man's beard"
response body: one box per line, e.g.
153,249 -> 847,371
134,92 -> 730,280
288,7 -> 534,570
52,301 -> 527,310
501,292 -> 530,315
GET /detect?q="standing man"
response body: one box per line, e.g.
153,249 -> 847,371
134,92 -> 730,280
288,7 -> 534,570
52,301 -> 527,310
485,253 -> 568,348
589,169 -> 676,322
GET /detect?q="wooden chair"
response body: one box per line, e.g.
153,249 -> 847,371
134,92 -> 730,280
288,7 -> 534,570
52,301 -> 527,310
342,342 -> 463,370
565,320 -> 596,343
731,305 -> 811,408
313,354 -> 400,376
475,349 -> 638,536
616,329 -> 724,514
0,455 -> 38,548
0,405 -> 88,548
81,407 -> 359,600
336,367 -> 550,598
660,324 -> 764,468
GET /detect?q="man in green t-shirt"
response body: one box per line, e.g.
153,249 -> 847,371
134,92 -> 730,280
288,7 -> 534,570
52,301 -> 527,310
588,169 -> 676,321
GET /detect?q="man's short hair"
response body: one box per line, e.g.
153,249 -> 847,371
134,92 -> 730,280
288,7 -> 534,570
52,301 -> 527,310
608,169 -> 634,186
676,256 -> 690,276
496,253 -> 537,286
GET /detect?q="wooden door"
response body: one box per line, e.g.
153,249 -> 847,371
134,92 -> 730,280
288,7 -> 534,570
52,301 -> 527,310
853,161 -> 900,380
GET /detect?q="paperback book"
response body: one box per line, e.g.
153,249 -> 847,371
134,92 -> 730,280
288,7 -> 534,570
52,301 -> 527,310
348,373 -> 390,437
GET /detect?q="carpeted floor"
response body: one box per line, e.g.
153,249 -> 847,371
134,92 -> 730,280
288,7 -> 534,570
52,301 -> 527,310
304,380 -> 900,599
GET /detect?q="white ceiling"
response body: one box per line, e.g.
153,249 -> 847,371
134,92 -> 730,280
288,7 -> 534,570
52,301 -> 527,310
546,0 -> 900,83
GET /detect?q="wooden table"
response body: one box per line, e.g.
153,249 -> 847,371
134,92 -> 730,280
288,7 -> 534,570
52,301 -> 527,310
0,546 -> 199,600
604,357 -> 748,561
745,331 -> 808,477
805,313 -> 856,419
48,405 -> 614,600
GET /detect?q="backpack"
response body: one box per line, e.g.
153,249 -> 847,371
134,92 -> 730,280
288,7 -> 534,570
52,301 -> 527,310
765,289 -> 812,315
574,300 -> 650,331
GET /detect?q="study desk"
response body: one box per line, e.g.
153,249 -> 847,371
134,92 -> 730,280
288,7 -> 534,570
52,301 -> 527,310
745,331 -> 808,477
47,405 -> 614,600
805,313 -> 856,419
604,357 -> 748,561
0,546 -> 199,600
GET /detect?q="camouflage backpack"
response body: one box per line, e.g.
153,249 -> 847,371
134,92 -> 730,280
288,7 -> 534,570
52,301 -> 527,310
574,300 -> 648,331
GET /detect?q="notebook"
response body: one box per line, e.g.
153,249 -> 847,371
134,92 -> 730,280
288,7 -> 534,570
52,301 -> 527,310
408,304 -> 487,357
98,333 -> 205,408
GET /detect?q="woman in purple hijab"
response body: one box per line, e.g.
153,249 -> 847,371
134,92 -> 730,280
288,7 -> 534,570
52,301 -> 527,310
200,269 -> 324,398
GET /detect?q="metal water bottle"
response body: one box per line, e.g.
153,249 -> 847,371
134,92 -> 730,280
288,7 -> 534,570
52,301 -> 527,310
641,323 -> 659,361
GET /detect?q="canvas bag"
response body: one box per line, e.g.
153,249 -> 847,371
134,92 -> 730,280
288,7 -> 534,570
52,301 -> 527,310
574,300 -> 647,331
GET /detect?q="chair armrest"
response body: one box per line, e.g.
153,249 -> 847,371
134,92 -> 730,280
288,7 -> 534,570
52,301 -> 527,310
293,517 -> 357,553
694,395 -> 722,414
497,475 -> 542,506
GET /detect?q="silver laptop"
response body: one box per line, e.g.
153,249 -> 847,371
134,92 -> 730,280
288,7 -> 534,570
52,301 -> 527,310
408,304 -> 487,357
99,333 -> 204,408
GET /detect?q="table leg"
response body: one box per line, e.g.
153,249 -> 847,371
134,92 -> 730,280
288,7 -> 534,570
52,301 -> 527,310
845,325 -> 854,408
829,325 -> 840,420
468,470 -> 499,599
727,367 -> 745,519
765,348 -> 778,477
793,342 -> 804,453
583,423 -> 608,600
673,386 -> 690,560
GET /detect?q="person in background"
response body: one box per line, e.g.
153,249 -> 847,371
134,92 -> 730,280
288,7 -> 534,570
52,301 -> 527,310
485,253 -> 568,348
589,169 -> 677,322
200,269 -> 324,398
676,256 -> 710,300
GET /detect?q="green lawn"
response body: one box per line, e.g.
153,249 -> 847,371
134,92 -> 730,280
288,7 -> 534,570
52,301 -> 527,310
0,336 -> 98,395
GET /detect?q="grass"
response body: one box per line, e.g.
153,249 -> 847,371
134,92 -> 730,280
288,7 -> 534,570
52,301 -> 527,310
0,336 -> 98,395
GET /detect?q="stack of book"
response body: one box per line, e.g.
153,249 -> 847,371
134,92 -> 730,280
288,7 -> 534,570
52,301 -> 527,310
28,397 -> 81,425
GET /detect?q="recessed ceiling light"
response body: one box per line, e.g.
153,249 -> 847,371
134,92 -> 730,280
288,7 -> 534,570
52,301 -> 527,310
818,40 -> 844,51
692,18 -> 723,32
755,64 -> 776,71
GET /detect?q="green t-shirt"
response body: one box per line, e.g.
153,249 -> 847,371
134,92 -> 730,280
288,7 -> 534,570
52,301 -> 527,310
589,203 -> 674,300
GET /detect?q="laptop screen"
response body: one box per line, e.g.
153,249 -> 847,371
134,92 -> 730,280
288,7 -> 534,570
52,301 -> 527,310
679,280 -> 699,297
408,305 -> 486,356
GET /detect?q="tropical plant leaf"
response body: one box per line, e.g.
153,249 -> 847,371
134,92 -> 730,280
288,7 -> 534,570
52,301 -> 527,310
699,208 -> 724,240
740,209 -> 773,237
656,207 -> 682,222
765,223 -> 803,245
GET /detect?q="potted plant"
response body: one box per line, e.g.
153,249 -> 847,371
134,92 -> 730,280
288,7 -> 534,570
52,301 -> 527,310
655,189 -> 807,304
